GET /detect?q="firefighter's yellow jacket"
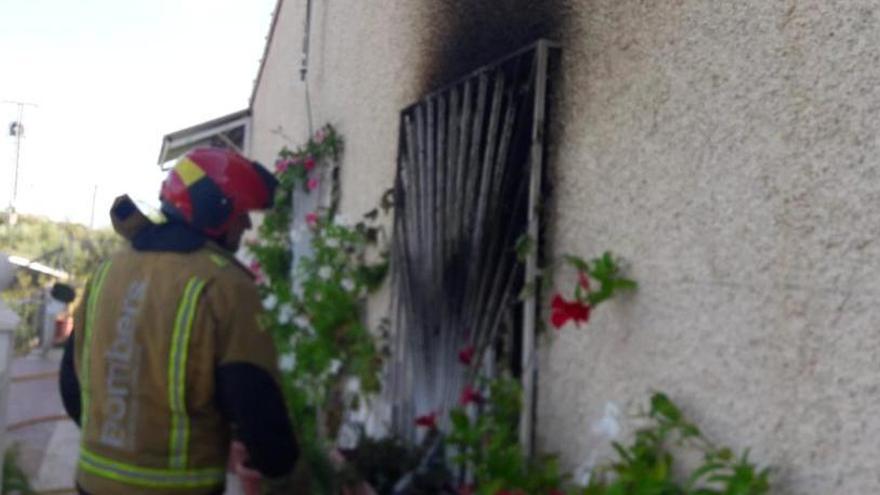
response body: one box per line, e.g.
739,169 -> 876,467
59,196 -> 300,495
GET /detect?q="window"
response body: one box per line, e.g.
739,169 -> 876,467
389,40 -> 559,441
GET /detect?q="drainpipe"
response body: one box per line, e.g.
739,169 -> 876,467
519,40 -> 551,456
300,0 -> 314,135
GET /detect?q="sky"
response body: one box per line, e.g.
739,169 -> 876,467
0,0 -> 277,227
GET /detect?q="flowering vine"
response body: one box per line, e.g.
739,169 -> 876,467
248,124 -> 391,494
550,252 -> 637,331
402,251 -> 639,494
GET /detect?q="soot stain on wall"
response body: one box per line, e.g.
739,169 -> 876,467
418,0 -> 573,92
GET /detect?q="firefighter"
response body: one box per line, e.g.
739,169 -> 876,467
59,147 -> 304,494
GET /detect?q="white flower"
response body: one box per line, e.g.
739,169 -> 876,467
345,377 -> 361,395
318,266 -> 333,280
328,359 -> 342,375
262,294 -> 278,310
592,402 -> 621,439
279,353 -> 296,372
302,324 -> 317,337
294,315 -> 310,328
325,237 -> 340,249
333,214 -> 352,227
278,304 -> 294,324
341,278 -> 356,292
292,284 -> 304,299
576,468 -> 592,487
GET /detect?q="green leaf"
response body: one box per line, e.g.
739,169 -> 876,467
716,448 -> 734,462
611,442 -> 634,463
363,208 -> 378,221
614,278 -> 638,291
680,422 -> 701,439
685,462 -> 725,488
650,393 -> 682,422
450,408 -> 471,431
515,234 -> 535,261
563,254 -> 590,272
380,187 -> 395,213
519,280 -> 537,300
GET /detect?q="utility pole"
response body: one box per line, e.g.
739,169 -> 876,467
89,185 -> 98,229
3,100 -> 38,224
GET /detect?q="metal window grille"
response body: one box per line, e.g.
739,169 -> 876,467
389,40 -> 558,445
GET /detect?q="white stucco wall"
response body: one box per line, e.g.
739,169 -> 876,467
539,3 -> 880,494
251,0 -> 427,215
251,1 -> 880,492
249,0 -> 311,167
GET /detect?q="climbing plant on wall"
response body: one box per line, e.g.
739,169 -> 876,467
246,128 -> 772,494
248,125 -> 392,494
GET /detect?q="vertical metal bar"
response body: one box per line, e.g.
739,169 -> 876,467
443,88 -> 465,409
471,180 -> 529,374
463,72 -> 490,238
425,98 -> 445,407
425,97 -> 437,305
436,94 -> 448,319
453,81 -> 474,255
468,71 -> 505,286
461,71 -> 521,365
403,113 -> 430,412
392,116 -> 413,438
519,40 -> 549,456
457,68 -> 507,370
415,105 -> 428,283
472,70 -> 504,263
445,87 -> 461,261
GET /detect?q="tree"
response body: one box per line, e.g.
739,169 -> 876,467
0,214 -> 122,352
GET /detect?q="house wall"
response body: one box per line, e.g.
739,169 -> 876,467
539,4 -> 880,494
251,1 -> 880,492
249,0 -> 310,166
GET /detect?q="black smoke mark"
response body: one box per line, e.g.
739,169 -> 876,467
419,0 -> 572,92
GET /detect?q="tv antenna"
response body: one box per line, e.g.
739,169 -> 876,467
3,100 -> 38,222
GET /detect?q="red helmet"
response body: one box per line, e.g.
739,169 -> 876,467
160,147 -> 278,238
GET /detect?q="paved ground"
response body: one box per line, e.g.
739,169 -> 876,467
8,349 -> 78,494
8,350 -> 245,494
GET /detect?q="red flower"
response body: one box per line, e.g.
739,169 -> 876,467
549,490 -> 566,495
578,271 -> 591,291
306,211 -> 319,228
275,158 -> 297,174
550,294 -> 591,329
460,386 -> 484,406
307,178 -> 319,191
248,260 -> 261,275
248,260 -> 266,285
458,345 -> 476,366
304,157 -> 316,172
415,412 -> 437,429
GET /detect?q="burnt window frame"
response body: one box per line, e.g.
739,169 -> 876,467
388,40 -> 559,451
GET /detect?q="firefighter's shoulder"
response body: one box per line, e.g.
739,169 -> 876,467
199,243 -> 259,285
